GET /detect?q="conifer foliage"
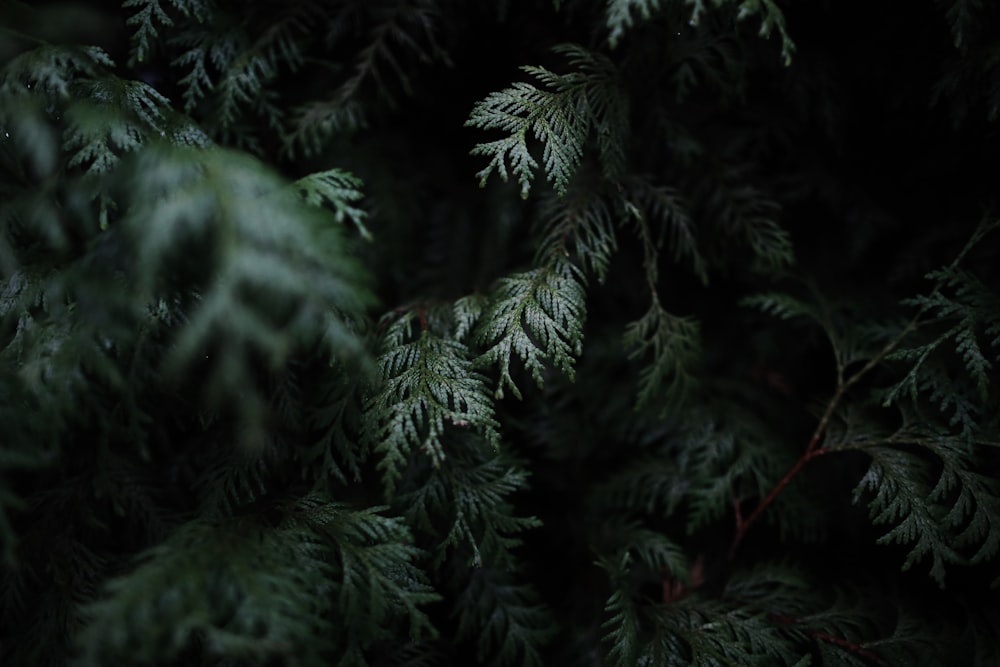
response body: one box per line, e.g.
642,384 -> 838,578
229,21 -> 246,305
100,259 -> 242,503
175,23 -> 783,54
2,0 -> 1000,665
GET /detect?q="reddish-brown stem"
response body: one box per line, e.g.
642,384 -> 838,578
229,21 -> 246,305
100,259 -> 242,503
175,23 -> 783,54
417,304 -> 428,331
729,444 -> 828,557
811,631 -> 887,666
770,615 -> 887,665
728,316 -> 920,558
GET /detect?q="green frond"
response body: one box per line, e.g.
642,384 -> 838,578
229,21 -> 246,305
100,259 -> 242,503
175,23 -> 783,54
282,98 -> 368,158
77,496 -> 438,666
601,578 -> 641,667
854,445 -> 959,585
475,258 -> 587,399
169,26 -> 284,147
606,0 -> 795,63
454,567 -> 555,667
170,28 -> 219,112
381,642 -> 447,667
366,315 -> 501,495
904,266 -> 998,399
467,79 -> 580,198
294,168 -> 372,241
861,610 -> 952,666
193,438 -> 286,517
0,44 -> 114,99
594,453 -> 685,517
650,596 -> 797,666
678,416 -> 785,535
745,287 -> 904,383
338,0 -> 448,104
719,566 -> 943,666
606,0 -> 665,49
288,498 -> 440,646
397,445 -> 540,568
883,240 -> 1000,431
536,183 -> 617,281
621,178 -> 709,283
732,0 -> 796,66
123,0 -> 209,65
593,412 -> 785,536
614,520 -> 690,579
698,168 -> 793,274
719,562 -> 816,615
305,364 -> 371,485
744,213 -> 794,274
624,303 -> 701,411
214,49 -> 280,133
453,293 -> 488,343
0,100 -> 60,239
466,44 -> 627,197
117,144 -> 373,441
742,291 -> 820,323
64,79 -> 175,174
1,533 -> 109,666
3,3 -> 999,665
0,262 -> 141,458
687,0 -> 795,65
853,433 -> 1000,585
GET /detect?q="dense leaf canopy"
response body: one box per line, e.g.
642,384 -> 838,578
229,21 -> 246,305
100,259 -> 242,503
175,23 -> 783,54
1,1 -> 999,665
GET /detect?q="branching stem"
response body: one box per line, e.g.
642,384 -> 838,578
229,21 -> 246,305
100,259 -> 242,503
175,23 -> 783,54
729,318 -> 920,557
770,614 -> 887,665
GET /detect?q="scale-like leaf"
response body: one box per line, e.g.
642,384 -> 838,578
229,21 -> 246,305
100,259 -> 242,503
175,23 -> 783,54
854,435 -> 1000,586
366,316 -> 501,495
475,258 -> 586,399
467,44 -> 627,197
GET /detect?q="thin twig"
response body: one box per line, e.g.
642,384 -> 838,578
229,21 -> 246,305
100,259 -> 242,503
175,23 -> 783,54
770,614 -> 887,666
728,318 -> 920,557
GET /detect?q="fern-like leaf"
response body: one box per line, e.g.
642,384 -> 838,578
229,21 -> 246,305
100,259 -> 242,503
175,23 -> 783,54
454,567 -> 554,667
305,364 -> 371,485
732,0 -> 796,66
624,304 -> 700,411
117,145 -> 373,441
282,98 -> 368,158
882,232 -> 1000,434
681,416 -> 786,535
601,564 -> 641,667
651,596 -> 797,666
398,446 -> 540,568
123,0 -> 209,65
64,79 -> 176,174
606,0 -> 795,64
467,44 -> 627,197
294,168 -> 372,241
621,177 -> 708,283
894,268 -> 998,398
453,294 -> 488,343
366,315 -> 501,495
536,181 -> 617,281
606,0 -> 664,48
853,433 -> 1000,586
475,258 -> 586,399
0,44 -> 114,99
687,0 -> 795,65
78,496 -> 438,665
